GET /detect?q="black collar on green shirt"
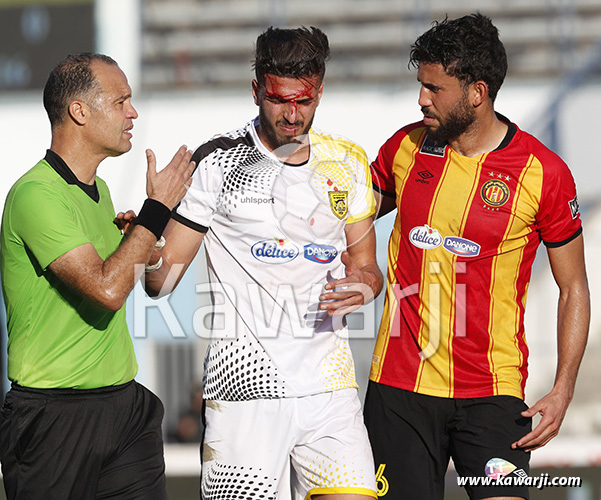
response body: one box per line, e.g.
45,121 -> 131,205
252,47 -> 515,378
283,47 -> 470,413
45,150 -> 99,203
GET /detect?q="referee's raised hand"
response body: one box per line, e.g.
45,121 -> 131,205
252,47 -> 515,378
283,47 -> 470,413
145,145 -> 195,210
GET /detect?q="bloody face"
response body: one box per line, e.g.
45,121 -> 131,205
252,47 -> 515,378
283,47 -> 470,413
253,74 -> 323,153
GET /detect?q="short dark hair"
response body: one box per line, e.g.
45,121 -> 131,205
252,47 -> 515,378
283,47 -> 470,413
409,13 -> 507,101
253,26 -> 330,84
43,52 -> 118,128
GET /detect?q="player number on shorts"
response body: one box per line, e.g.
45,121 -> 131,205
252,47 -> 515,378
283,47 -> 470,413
376,463 -> 389,496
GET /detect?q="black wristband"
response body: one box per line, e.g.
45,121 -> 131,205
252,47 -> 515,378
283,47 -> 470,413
135,198 -> 171,240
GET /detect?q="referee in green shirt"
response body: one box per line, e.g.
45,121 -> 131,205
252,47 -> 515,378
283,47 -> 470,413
0,53 -> 194,499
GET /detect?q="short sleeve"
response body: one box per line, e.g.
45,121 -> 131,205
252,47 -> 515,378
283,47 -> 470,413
537,157 -> 582,247
370,129 -> 404,198
346,143 -> 376,224
174,149 -> 223,232
8,181 -> 91,269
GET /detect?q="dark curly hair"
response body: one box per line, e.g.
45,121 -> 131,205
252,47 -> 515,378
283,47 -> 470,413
43,53 -> 118,128
253,26 -> 330,84
409,13 -> 507,102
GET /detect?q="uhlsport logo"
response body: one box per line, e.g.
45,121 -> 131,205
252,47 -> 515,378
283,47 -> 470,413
409,224 -> 443,250
304,243 -> 338,264
251,238 -> 299,264
481,179 -> 510,207
443,236 -> 481,257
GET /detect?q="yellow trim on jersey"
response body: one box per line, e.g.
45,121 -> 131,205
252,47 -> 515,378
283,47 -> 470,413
309,129 -> 375,223
305,487 -> 378,500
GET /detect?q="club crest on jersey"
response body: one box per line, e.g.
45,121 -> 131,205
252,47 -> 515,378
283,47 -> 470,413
481,179 -> 510,208
251,238 -> 299,264
328,190 -> 348,219
409,225 -> 443,250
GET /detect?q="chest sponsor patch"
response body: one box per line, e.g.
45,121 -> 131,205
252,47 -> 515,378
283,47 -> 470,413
443,236 -> 481,257
409,225 -> 443,250
304,243 -> 338,264
420,136 -> 447,157
251,238 -> 299,264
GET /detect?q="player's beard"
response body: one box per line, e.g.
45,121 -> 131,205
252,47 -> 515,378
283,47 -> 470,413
423,92 -> 475,143
258,108 -> 314,152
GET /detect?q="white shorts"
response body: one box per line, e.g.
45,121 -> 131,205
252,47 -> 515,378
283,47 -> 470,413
201,388 -> 377,500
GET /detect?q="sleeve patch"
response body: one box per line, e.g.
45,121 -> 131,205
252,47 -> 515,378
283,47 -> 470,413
568,195 -> 580,219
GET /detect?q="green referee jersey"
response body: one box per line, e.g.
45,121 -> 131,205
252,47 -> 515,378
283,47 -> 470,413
0,155 -> 138,389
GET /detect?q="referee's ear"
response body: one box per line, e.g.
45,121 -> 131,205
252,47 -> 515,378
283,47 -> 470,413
68,100 -> 90,126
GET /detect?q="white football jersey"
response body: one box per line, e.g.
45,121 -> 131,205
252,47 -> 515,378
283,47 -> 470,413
174,118 -> 375,400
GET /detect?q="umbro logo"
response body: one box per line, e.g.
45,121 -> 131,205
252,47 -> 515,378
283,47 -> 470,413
415,170 -> 434,184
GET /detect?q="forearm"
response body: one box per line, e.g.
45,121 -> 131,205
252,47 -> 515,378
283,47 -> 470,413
553,283 -> 590,398
513,236 -> 590,451
143,250 -> 188,298
99,225 -> 158,307
49,224 -> 160,311
97,198 -> 173,306
49,198 -> 172,311
142,218 -> 205,298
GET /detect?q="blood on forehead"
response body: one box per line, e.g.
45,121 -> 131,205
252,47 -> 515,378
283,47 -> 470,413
263,74 -> 320,102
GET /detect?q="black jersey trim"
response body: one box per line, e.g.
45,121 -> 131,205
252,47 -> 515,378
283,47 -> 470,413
171,211 -> 209,234
493,113 -> 517,151
180,131 -> 256,233
191,129 -> 255,171
45,150 -> 99,202
543,227 -> 582,248
373,182 -> 396,199
284,158 -> 309,167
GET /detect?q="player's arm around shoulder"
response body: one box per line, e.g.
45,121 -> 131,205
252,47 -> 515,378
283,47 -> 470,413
513,234 -> 590,452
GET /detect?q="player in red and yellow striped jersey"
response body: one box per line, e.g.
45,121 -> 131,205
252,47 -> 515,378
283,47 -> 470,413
363,13 -> 590,500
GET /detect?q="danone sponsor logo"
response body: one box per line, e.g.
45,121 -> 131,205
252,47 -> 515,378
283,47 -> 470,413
251,238 -> 299,264
409,225 -> 443,250
443,236 -> 481,257
304,243 -> 338,264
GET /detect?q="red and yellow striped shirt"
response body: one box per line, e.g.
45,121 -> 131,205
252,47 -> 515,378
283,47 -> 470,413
370,119 -> 582,399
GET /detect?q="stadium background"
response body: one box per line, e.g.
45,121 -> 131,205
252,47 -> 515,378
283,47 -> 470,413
0,0 -> 600,498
